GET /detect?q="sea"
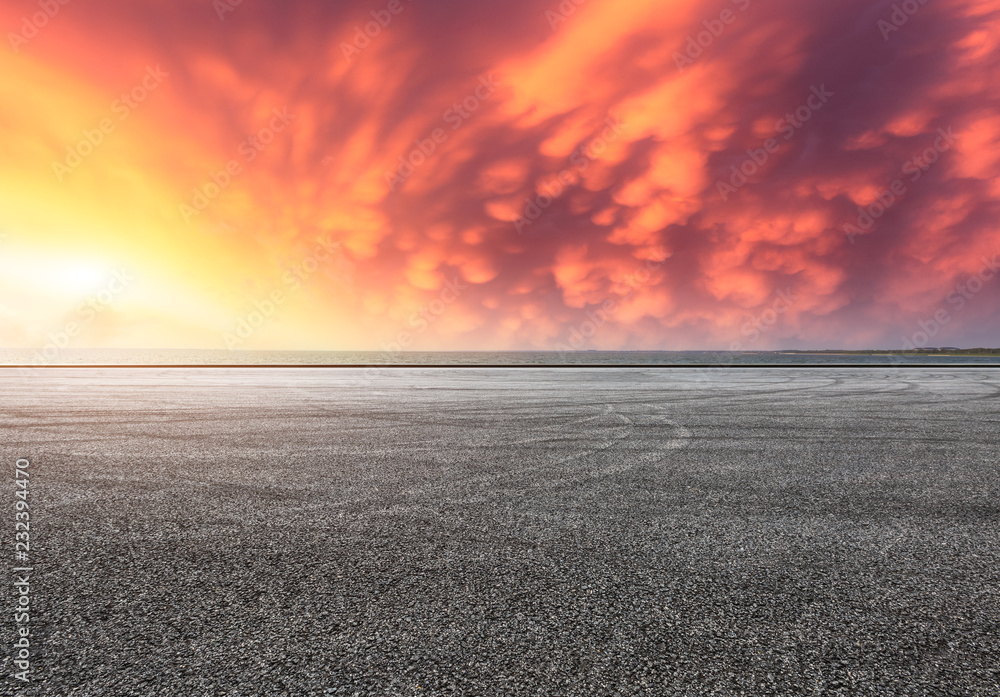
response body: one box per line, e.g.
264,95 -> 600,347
1,349 -> 998,366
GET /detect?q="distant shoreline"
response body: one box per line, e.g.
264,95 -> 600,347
780,349 -> 1000,357
1,347 -> 999,368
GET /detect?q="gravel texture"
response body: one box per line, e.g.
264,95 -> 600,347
1,367 -> 999,696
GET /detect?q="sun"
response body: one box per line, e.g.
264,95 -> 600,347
0,252 -> 113,300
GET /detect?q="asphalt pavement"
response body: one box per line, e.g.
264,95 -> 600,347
2,368 -> 998,696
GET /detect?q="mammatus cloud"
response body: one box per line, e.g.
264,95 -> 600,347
1,0 -> 998,351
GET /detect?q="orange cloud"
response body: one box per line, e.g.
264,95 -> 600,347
2,0 -> 999,352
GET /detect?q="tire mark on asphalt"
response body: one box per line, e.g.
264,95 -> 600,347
403,402 -> 692,496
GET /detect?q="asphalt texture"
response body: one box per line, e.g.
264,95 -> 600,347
2,367 -> 999,696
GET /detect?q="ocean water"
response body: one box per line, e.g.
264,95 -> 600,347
1,349 -> 998,366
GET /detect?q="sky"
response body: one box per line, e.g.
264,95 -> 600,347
1,0 -> 999,352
